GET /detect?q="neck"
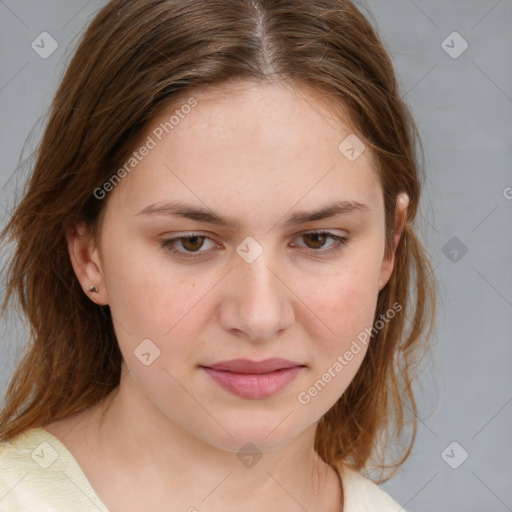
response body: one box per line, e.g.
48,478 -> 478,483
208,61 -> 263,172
89,364 -> 342,512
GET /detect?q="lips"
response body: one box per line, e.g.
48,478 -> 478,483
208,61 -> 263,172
203,358 -> 304,374
200,358 -> 306,399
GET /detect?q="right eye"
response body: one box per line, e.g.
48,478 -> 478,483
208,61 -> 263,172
159,233 -> 220,259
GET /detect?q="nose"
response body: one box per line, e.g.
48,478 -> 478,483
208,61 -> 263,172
218,250 -> 295,343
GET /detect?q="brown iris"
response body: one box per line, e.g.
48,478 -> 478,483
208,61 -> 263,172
302,232 -> 328,249
180,236 -> 206,252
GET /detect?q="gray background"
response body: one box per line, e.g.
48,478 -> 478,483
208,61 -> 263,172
1,1 -> 511,510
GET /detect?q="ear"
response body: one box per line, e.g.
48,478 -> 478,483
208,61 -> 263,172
65,220 -> 109,305
377,192 -> 409,292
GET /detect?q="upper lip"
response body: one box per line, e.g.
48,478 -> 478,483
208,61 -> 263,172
202,358 -> 304,374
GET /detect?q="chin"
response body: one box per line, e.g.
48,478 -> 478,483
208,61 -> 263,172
189,414 -> 311,454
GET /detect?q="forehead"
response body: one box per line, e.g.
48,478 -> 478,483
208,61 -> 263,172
106,81 -> 383,223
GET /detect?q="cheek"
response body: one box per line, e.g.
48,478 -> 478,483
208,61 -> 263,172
102,239 -> 218,373
107,270 -> 204,340
302,256 -> 381,335
292,270 -> 379,410
293,248 -> 382,384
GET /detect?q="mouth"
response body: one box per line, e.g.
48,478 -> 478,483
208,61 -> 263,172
200,358 -> 306,399
203,357 -> 305,373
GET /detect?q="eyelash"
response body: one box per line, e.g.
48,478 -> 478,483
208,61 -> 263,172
159,230 -> 349,259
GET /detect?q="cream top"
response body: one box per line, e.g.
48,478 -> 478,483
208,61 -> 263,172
0,427 -> 406,511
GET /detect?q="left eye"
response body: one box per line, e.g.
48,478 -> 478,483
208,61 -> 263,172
159,231 -> 348,259
292,231 -> 348,252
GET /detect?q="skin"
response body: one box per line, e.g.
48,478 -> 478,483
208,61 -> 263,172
45,80 -> 408,512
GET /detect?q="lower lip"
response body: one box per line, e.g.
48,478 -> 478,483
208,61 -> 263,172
201,366 -> 305,399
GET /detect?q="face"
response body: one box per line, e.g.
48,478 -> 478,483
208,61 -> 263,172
71,81 -> 405,453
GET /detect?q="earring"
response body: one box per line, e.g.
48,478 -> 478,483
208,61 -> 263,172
89,285 -> 99,293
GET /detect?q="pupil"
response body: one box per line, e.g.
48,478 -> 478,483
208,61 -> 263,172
184,236 -> 203,251
308,233 -> 325,248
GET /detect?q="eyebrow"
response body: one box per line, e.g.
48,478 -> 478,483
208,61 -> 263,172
136,200 -> 370,231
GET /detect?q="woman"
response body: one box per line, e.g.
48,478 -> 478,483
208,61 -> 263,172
0,0 -> 436,510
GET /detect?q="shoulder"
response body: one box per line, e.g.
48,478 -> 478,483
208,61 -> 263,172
335,463 -> 407,512
0,427 -> 108,512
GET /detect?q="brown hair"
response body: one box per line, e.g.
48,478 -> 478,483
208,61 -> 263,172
0,0 -> 436,481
